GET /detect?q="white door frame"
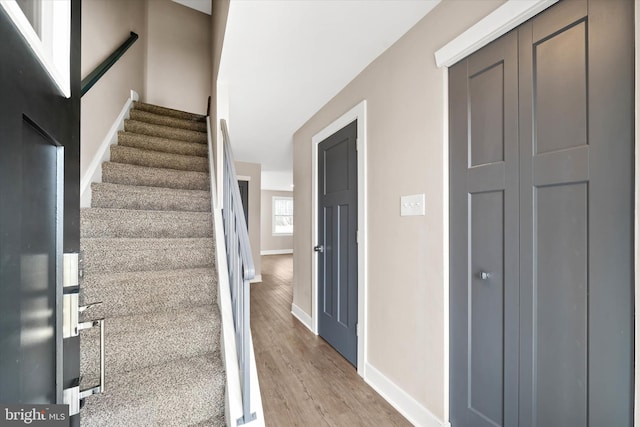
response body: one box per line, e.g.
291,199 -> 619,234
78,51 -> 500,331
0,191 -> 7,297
310,100 -> 368,377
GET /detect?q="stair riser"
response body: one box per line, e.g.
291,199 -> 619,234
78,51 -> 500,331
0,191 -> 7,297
91,188 -> 210,212
117,132 -> 208,157
80,216 -> 213,238
132,101 -> 206,122
129,110 -> 207,133
81,246 -> 214,274
101,162 -> 209,191
80,272 -> 216,318
80,208 -> 213,238
125,120 -> 207,144
110,146 -> 209,173
81,312 -> 220,381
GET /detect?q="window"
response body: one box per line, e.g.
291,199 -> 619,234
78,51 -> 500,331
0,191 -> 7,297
272,196 -> 293,235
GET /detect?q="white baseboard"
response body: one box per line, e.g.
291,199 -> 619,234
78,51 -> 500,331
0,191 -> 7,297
365,363 -> 445,427
260,249 -> 293,255
250,275 -> 262,283
80,89 -> 139,207
290,303 -> 314,332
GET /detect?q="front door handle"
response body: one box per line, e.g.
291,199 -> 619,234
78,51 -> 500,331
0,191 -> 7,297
314,245 -> 324,253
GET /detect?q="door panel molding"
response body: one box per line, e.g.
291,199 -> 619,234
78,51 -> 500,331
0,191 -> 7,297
309,100 -> 367,377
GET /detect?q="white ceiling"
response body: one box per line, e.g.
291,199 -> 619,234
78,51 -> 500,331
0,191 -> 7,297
172,0 -> 211,15
218,0 -> 440,189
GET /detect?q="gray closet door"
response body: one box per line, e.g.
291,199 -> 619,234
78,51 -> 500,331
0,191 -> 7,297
518,1 -> 633,425
449,31 -> 520,427
450,0 -> 634,426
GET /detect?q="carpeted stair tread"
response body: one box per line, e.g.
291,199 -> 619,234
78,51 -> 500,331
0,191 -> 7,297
81,306 -> 220,381
81,353 -> 225,427
91,182 -> 210,212
125,119 -> 207,145
117,131 -> 208,157
129,109 -> 207,132
80,268 -> 216,319
110,145 -> 208,172
81,208 -> 213,238
80,237 -> 214,274
101,162 -> 209,191
132,101 -> 206,123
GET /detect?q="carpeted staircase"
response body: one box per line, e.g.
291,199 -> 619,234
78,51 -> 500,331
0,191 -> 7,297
79,102 -> 225,426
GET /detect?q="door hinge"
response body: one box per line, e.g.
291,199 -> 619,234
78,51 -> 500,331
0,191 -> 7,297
356,230 -> 359,244
356,322 -> 360,336
355,138 -> 359,151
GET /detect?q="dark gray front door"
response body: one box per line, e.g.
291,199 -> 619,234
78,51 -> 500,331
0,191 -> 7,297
0,1 -> 81,424
450,0 -> 633,426
317,120 -> 358,366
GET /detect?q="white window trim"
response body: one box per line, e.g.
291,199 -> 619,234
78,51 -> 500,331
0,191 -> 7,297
0,0 -> 71,98
272,196 -> 293,236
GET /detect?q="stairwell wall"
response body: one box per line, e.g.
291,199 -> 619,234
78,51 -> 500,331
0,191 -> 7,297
81,0 -> 215,183
292,0 -> 505,423
81,0 -> 148,183
146,0 -> 211,116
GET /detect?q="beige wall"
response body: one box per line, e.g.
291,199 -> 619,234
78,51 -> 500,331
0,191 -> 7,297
292,0 -> 505,421
236,161 -> 262,280
146,0 -> 211,115
261,190 -> 294,253
81,0 -> 147,180
211,0 -> 229,91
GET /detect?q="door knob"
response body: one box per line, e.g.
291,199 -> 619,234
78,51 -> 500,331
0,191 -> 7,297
314,245 -> 324,253
479,271 -> 491,280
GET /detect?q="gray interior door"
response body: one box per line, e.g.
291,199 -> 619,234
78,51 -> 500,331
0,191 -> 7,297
238,180 -> 249,230
449,0 -> 633,426
0,1 -> 81,424
317,120 -> 358,367
449,30 -> 520,427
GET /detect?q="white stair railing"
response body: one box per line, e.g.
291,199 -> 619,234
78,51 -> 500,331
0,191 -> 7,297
206,117 -> 262,425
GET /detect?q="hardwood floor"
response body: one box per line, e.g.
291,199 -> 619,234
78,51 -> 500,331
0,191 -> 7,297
251,254 -> 411,427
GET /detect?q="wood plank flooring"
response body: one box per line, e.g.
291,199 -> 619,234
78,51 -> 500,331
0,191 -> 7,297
251,254 -> 411,427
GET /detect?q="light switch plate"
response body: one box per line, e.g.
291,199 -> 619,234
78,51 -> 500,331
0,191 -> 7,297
401,193 -> 425,216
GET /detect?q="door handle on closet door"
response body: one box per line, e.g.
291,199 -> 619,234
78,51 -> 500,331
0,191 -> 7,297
479,271 -> 491,280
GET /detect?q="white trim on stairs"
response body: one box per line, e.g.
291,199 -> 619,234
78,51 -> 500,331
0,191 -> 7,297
290,303 -> 314,332
365,363 -> 448,427
261,249 -> 293,255
80,90 -> 139,207
434,0 -> 559,68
